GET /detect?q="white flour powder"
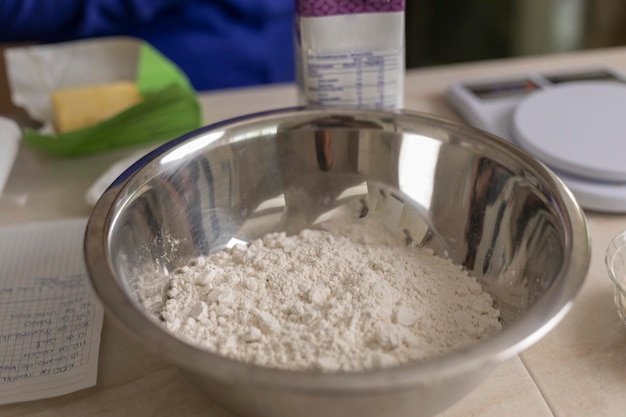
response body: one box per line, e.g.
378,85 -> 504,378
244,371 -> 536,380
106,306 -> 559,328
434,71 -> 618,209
156,223 -> 501,372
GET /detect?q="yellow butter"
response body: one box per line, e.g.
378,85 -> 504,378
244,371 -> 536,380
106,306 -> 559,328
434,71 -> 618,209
51,81 -> 142,133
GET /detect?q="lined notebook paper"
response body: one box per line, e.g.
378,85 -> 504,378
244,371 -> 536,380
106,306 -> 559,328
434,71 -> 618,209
0,218 -> 103,405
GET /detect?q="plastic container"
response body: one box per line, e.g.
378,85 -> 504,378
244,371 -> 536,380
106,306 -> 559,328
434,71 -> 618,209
605,231 -> 626,323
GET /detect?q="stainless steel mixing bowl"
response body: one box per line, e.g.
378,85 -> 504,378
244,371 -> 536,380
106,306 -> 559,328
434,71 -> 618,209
84,107 -> 590,417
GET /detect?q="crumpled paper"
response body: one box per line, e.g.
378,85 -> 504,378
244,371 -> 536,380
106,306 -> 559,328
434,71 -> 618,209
4,37 -> 201,157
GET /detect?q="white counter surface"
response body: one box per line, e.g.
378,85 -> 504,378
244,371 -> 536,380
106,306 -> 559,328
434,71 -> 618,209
3,46 -> 626,417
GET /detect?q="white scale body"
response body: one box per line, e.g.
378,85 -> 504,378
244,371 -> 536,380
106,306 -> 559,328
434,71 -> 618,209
447,67 -> 626,212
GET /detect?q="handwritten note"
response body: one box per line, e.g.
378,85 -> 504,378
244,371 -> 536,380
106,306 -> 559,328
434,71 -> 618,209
0,218 -> 103,405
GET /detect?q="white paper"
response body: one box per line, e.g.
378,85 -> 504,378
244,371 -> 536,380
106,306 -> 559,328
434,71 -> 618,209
0,117 -> 21,198
4,37 -> 140,125
0,218 -> 103,405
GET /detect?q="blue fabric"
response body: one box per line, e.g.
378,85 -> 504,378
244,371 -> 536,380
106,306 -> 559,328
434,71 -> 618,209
0,0 -> 295,91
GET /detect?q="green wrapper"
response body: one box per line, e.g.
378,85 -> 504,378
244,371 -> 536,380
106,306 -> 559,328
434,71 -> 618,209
23,43 -> 201,157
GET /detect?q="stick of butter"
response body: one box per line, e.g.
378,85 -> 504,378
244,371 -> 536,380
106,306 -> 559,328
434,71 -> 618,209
51,81 -> 142,133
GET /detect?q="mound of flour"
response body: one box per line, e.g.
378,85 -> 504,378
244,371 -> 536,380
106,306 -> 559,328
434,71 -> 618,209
155,223 -> 501,372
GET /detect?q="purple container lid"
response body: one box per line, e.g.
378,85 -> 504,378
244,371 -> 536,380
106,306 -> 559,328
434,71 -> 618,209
297,0 -> 405,17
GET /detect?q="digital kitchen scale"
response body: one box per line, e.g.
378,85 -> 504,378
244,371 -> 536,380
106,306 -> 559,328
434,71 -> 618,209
447,67 -> 626,212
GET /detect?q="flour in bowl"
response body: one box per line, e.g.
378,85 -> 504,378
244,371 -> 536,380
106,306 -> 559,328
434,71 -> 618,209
154,222 -> 501,372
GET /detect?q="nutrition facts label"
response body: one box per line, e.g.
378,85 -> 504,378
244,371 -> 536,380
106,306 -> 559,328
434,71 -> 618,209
303,50 -> 402,108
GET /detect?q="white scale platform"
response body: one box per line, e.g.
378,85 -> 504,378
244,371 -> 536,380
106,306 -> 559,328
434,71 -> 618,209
447,68 -> 626,212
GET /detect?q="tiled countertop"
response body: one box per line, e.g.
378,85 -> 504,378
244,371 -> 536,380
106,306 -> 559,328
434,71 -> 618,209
2,46 -> 626,416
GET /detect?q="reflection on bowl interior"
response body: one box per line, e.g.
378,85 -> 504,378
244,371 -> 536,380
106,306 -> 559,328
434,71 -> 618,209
113,115 -> 565,328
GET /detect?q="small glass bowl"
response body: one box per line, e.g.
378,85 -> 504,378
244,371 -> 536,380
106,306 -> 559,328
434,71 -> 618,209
606,231 -> 626,323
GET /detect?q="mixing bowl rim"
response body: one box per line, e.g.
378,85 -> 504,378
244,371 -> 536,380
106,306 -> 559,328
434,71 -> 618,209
85,106 -> 590,391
